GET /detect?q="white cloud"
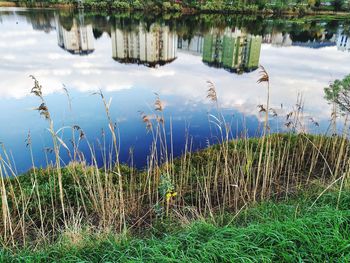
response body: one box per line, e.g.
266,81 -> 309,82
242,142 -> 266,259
1,17 -> 350,125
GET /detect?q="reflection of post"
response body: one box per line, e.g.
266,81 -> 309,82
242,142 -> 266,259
111,23 -> 177,67
202,27 -> 262,74
337,29 -> 350,52
55,12 -> 94,55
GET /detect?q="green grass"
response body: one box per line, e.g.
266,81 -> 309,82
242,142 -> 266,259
2,189 -> 350,262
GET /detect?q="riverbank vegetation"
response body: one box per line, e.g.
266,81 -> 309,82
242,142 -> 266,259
0,69 -> 350,261
3,6 -> 350,43
30,8 -> 349,50
2,188 -> 350,261
2,0 -> 350,14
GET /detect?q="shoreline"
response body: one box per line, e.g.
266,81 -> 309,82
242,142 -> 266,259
0,2 -> 349,17
1,132 -> 349,258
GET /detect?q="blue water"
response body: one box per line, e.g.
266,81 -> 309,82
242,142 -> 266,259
1,8 -> 350,172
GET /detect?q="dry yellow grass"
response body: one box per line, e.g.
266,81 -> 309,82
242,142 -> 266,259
0,1 -> 16,7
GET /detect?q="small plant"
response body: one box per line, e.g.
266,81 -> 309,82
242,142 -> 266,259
30,75 -> 67,226
324,74 -> 350,114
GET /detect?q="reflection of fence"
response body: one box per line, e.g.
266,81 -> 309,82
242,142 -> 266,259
337,33 -> 350,52
77,0 -> 84,9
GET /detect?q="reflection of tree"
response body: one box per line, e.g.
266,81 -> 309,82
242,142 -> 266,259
84,14 -> 111,36
342,24 -> 350,36
290,30 -> 321,42
7,8 -> 350,59
93,28 -> 103,39
6,9 -> 56,33
25,10 -> 56,33
240,16 -> 268,36
173,17 -> 211,41
111,16 -> 142,33
5,8 -> 350,43
288,21 -> 337,48
325,20 -> 340,35
56,11 -> 75,31
289,21 -> 322,42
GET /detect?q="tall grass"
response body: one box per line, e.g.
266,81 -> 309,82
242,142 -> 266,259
2,188 -> 350,262
0,67 -> 349,248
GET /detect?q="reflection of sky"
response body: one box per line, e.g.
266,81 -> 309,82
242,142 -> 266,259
1,10 -> 350,172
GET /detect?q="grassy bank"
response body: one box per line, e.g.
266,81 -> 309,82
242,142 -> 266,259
1,188 -> 350,262
1,131 -> 349,248
0,70 -> 348,263
0,73 -> 349,252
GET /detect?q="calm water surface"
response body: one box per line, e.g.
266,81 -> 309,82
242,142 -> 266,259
1,8 -> 350,172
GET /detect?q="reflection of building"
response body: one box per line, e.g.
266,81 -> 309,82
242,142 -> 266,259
292,40 -> 336,49
337,31 -> 350,52
292,32 -> 336,49
31,17 -> 56,33
111,23 -> 177,67
56,16 -> 94,55
265,30 -> 337,49
202,28 -> 262,73
178,35 -> 204,56
263,32 -> 292,47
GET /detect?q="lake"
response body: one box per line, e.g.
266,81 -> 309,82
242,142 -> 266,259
1,8 -> 350,172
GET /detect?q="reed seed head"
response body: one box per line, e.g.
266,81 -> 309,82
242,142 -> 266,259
35,102 -> 50,120
30,75 -> 43,100
154,97 -> 164,112
257,65 -> 269,84
257,104 -> 266,113
207,81 -> 218,102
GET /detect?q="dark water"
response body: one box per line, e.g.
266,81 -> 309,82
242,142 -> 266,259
1,8 -> 350,172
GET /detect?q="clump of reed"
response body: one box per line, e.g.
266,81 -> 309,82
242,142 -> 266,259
0,67 -> 349,248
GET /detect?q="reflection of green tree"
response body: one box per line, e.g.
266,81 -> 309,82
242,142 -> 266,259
85,14 -> 110,35
289,21 -> 331,42
342,24 -> 350,36
57,11 -> 75,31
333,0 -> 346,11
111,16 -> 142,32
239,16 -> 268,35
93,28 -> 103,39
324,19 -> 339,34
15,9 -> 56,32
324,19 -> 350,36
11,8 -> 350,47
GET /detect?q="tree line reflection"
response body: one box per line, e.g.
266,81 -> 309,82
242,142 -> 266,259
2,9 -> 349,72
